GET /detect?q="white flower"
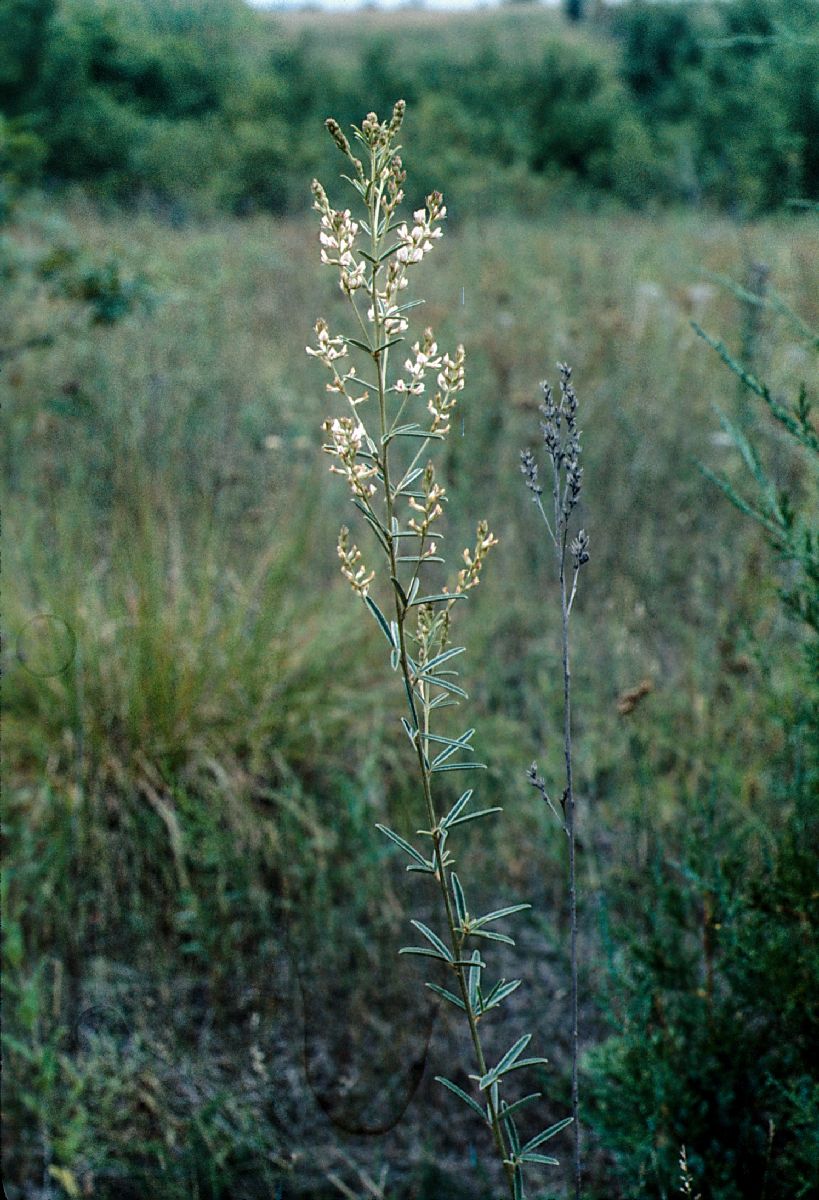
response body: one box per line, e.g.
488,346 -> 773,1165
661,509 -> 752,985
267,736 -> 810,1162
306,319 -> 348,366
395,203 -> 444,266
367,301 -> 408,334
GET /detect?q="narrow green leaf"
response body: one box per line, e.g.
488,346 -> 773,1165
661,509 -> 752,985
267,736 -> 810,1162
425,983 -> 466,1011
451,873 -> 467,925
432,760 -> 487,773
405,862 -> 437,874
513,1165 -> 524,1200
435,1076 -> 487,1122
399,946 -> 448,961
396,555 -> 445,564
383,422 -> 423,444
392,298 -> 426,315
443,790 -> 473,826
448,807 -> 502,827
364,596 -> 396,647
423,646 -> 466,673
430,735 -> 474,768
467,949 -> 482,1011
479,1035 -> 532,1089
501,1056 -> 550,1075
409,592 -> 467,607
410,920 -> 453,962
521,1116 -> 573,1154
345,336 -> 374,355
426,676 -> 468,699
520,1152 -> 559,1166
347,373 -> 377,393
501,1102 -> 521,1156
389,428 -> 444,440
482,979 -> 522,1011
400,717 -> 417,744
375,824 -> 428,866
351,499 -> 389,548
391,575 -> 408,607
500,1092 -> 541,1122
420,730 -> 469,749
394,466 -> 426,494
472,929 -> 515,945
473,904 -> 532,930
427,744 -> 465,772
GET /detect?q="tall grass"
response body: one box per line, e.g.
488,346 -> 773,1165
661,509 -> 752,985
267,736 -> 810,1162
2,182 -> 816,1195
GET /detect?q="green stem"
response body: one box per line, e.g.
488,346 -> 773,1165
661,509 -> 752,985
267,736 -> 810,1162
552,450 -> 580,1200
561,553 -> 581,1200
365,161 -> 514,1198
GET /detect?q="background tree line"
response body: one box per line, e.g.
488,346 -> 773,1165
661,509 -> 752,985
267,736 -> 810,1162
1,0 -> 817,217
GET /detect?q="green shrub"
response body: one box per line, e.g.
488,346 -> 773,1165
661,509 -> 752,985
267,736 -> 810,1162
3,0 -> 816,214
587,293 -> 819,1199
588,777 -> 819,1199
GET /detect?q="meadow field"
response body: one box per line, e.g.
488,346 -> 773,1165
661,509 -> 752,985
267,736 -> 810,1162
3,3 -> 818,1199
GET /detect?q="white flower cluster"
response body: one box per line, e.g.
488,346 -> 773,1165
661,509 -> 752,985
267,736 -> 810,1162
428,344 -> 466,434
364,262 -> 407,334
311,179 -> 366,296
456,521 -> 499,594
322,416 -> 378,500
408,464 -> 447,539
396,193 -> 446,265
305,318 -> 348,366
395,330 -> 442,396
368,301 -> 409,335
337,525 -> 375,598
364,194 -> 445,334
306,320 -> 370,405
308,107 -> 498,625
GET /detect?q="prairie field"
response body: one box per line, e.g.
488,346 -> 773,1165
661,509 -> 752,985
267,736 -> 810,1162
2,2 -> 818,1199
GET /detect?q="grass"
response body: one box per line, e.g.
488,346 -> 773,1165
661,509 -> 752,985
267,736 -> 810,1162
2,187 -> 816,1197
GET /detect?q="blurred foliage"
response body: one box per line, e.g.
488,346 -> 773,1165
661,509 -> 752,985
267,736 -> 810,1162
585,295 -> 819,1197
37,242 -> 156,324
1,0 -> 818,215
587,762 -> 819,1199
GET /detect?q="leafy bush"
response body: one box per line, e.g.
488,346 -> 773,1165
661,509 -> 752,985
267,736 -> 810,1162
586,298 -> 819,1198
39,243 -> 155,323
588,778 -> 819,1198
2,0 -> 816,214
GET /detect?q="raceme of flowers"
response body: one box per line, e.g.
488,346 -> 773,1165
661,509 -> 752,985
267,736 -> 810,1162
306,102 -> 570,1200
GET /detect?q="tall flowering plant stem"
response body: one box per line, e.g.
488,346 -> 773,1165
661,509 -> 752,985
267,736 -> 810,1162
308,102 -> 571,1200
521,365 -> 590,1200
